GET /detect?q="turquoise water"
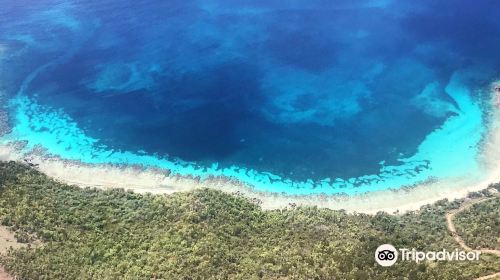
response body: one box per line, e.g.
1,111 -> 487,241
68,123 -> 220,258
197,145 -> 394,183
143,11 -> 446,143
0,0 -> 499,195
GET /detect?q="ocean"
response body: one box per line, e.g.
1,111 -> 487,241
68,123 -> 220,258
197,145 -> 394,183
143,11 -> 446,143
1,0 -> 499,195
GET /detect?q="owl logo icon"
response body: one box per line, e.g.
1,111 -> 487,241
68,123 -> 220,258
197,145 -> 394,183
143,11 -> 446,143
375,244 -> 398,266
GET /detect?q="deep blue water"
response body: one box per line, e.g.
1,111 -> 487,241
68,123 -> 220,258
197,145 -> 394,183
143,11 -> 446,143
0,0 -> 499,193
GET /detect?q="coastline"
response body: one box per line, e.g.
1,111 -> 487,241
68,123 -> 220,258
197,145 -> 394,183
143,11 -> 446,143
1,143 -> 499,214
0,83 -> 499,214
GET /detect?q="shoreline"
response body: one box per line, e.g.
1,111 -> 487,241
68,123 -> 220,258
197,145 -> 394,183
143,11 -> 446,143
1,130 -> 499,214
0,84 -> 499,214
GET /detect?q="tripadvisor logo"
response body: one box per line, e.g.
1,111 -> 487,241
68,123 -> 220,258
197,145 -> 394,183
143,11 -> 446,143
375,244 -> 398,266
375,244 -> 481,266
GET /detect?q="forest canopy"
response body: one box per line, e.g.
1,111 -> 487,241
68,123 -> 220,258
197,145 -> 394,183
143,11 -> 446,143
0,161 -> 498,280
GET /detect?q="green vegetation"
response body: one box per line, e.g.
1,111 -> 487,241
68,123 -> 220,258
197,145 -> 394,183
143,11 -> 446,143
0,161 -> 499,279
454,197 -> 500,250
